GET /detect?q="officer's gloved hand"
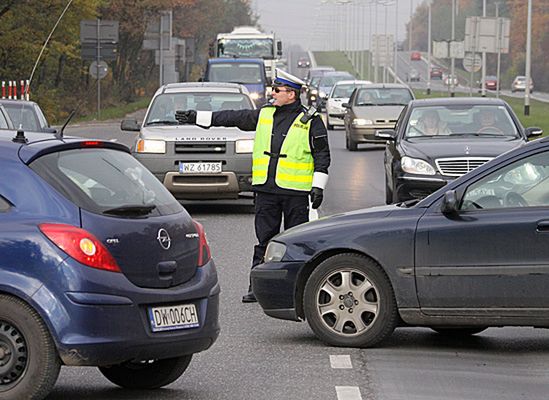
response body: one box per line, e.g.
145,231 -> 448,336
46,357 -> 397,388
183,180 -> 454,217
310,187 -> 323,209
175,110 -> 197,124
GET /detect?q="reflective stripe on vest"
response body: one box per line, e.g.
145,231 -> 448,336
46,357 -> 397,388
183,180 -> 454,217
252,107 -> 314,191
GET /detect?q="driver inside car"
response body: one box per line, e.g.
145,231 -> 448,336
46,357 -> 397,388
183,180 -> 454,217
476,108 -> 507,134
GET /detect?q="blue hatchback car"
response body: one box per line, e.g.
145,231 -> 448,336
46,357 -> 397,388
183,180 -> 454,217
0,130 -> 220,399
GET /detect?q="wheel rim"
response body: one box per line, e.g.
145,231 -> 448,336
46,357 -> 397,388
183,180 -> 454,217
0,320 -> 28,389
315,268 -> 379,337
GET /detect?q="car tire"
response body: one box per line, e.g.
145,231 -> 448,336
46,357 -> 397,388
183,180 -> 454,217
0,295 -> 60,400
99,355 -> 192,389
430,327 -> 487,336
303,253 -> 398,347
346,134 -> 357,151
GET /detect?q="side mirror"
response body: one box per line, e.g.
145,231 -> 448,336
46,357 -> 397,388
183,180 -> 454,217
43,127 -> 57,134
525,126 -> 543,138
342,103 -> 350,108
375,129 -> 397,140
441,190 -> 459,214
120,119 -> 141,132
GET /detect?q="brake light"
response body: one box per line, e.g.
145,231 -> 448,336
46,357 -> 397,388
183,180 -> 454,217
39,223 -> 121,272
192,220 -> 211,267
81,141 -> 103,147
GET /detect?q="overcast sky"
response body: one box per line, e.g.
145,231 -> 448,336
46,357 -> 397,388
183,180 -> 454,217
251,0 -> 422,51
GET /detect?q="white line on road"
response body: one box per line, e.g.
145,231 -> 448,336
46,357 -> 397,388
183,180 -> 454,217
330,355 -> 353,369
336,386 -> 362,400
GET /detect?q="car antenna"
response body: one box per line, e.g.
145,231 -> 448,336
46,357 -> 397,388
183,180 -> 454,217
57,108 -> 77,139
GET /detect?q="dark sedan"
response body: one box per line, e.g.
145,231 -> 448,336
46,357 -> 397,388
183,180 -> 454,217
251,136 -> 549,348
378,97 -> 542,204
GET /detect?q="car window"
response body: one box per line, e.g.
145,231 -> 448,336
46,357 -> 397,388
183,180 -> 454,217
30,148 -> 183,216
319,75 -> 353,87
3,103 -> 39,131
145,92 -> 253,125
405,105 -> 520,138
461,152 -> 549,210
208,63 -> 264,84
0,195 -> 11,212
354,88 -> 412,106
332,83 -> 367,99
0,109 -> 9,129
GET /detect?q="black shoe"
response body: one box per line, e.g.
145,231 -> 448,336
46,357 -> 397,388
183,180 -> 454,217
241,292 -> 257,303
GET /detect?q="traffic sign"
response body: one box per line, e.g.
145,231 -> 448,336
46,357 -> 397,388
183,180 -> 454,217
89,61 -> 108,79
462,53 -> 482,72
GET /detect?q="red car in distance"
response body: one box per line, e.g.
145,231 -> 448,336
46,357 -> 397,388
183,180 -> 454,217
410,51 -> 421,61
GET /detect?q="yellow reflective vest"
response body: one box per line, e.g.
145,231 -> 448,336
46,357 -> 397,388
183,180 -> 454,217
252,107 -> 314,192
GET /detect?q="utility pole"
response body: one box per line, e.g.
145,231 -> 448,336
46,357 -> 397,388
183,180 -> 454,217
427,2 -> 431,95
481,0 -> 486,97
525,0 -> 532,115
408,0 -> 413,50
450,0 -> 455,97
394,0 -> 399,83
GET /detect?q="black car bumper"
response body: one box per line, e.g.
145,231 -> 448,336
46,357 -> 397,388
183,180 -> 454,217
395,174 -> 452,202
251,260 -> 306,321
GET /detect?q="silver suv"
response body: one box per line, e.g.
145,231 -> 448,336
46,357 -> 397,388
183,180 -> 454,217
121,82 -> 256,200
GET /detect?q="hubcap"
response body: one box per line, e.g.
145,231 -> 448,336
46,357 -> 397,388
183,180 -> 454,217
316,269 -> 379,337
0,321 -> 28,387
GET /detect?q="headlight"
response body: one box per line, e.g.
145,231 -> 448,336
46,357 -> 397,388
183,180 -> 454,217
235,139 -> 254,153
264,241 -> 287,262
352,118 -> 373,126
401,156 -> 435,175
136,139 -> 166,154
249,92 -> 260,100
311,89 -> 318,95
319,91 -> 326,98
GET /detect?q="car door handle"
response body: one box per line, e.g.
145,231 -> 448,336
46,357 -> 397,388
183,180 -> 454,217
536,221 -> 549,232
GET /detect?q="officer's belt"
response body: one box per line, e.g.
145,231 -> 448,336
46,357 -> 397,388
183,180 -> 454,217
263,151 -> 287,158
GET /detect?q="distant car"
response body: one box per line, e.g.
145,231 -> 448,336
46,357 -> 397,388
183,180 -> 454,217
325,80 -> 372,130
297,57 -> 310,68
121,82 -> 256,200
305,66 -> 335,85
443,74 -> 458,86
204,57 -> 268,105
410,51 -> 421,61
251,133 -> 549,348
0,99 -> 56,133
378,97 -> 542,204
0,130 -> 219,398
430,67 -> 443,79
512,75 -> 534,93
316,71 -> 355,110
342,84 -> 414,151
304,66 -> 335,106
484,75 -> 498,91
408,68 -> 420,82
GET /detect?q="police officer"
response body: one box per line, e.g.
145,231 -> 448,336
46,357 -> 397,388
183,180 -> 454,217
176,69 -> 330,303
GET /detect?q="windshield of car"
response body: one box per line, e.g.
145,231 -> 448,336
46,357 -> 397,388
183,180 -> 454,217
310,76 -> 322,87
2,102 -> 41,131
208,63 -> 264,84
145,92 -> 253,125
461,152 -> 549,210
405,105 -> 520,138
331,83 -> 367,99
319,75 -> 354,88
217,38 -> 274,58
0,108 -> 10,129
354,88 -> 413,106
30,148 -> 183,216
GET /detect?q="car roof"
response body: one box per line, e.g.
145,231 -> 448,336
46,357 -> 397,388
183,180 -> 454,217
156,82 -> 250,95
408,97 -> 508,107
207,57 -> 264,65
334,80 -> 372,86
0,130 -> 129,164
358,83 -> 411,89
0,99 -> 39,107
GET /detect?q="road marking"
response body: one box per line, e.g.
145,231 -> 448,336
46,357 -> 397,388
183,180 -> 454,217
335,386 -> 362,400
330,355 -> 353,369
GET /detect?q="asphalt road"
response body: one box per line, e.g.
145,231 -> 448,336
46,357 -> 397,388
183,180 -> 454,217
51,119 -> 549,400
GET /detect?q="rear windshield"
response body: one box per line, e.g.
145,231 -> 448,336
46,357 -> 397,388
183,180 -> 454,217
145,92 -> 253,125
3,103 -> 41,131
208,63 -> 264,84
30,148 -> 183,216
354,88 -> 413,106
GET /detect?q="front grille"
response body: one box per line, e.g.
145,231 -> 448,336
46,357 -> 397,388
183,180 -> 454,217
436,157 -> 493,177
175,142 -> 226,154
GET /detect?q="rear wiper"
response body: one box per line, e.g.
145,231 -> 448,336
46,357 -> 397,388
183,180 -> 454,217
146,120 -> 179,126
103,205 -> 156,216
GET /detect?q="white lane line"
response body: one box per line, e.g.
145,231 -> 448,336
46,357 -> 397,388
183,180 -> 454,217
330,355 -> 353,369
335,386 -> 362,400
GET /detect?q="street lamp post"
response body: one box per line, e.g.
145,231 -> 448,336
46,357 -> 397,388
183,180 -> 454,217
481,0 -> 487,97
450,0 -> 456,97
525,0 -> 532,115
427,2 -> 431,95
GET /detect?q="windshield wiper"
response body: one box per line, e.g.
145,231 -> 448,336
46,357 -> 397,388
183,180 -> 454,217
146,120 -> 179,126
103,204 -> 156,216
356,102 -> 376,106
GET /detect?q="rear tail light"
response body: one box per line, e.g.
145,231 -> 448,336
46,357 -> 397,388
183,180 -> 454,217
39,223 -> 121,273
192,220 -> 211,267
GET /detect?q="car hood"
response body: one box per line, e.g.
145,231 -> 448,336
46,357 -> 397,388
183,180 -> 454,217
242,83 -> 265,95
140,125 -> 254,142
401,136 -> 525,160
275,204 -> 399,240
353,105 -> 405,119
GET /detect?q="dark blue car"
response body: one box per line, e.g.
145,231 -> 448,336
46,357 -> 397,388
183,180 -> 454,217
252,135 -> 549,348
0,131 -> 219,399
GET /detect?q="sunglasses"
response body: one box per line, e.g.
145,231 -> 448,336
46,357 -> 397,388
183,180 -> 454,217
273,87 -> 291,93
